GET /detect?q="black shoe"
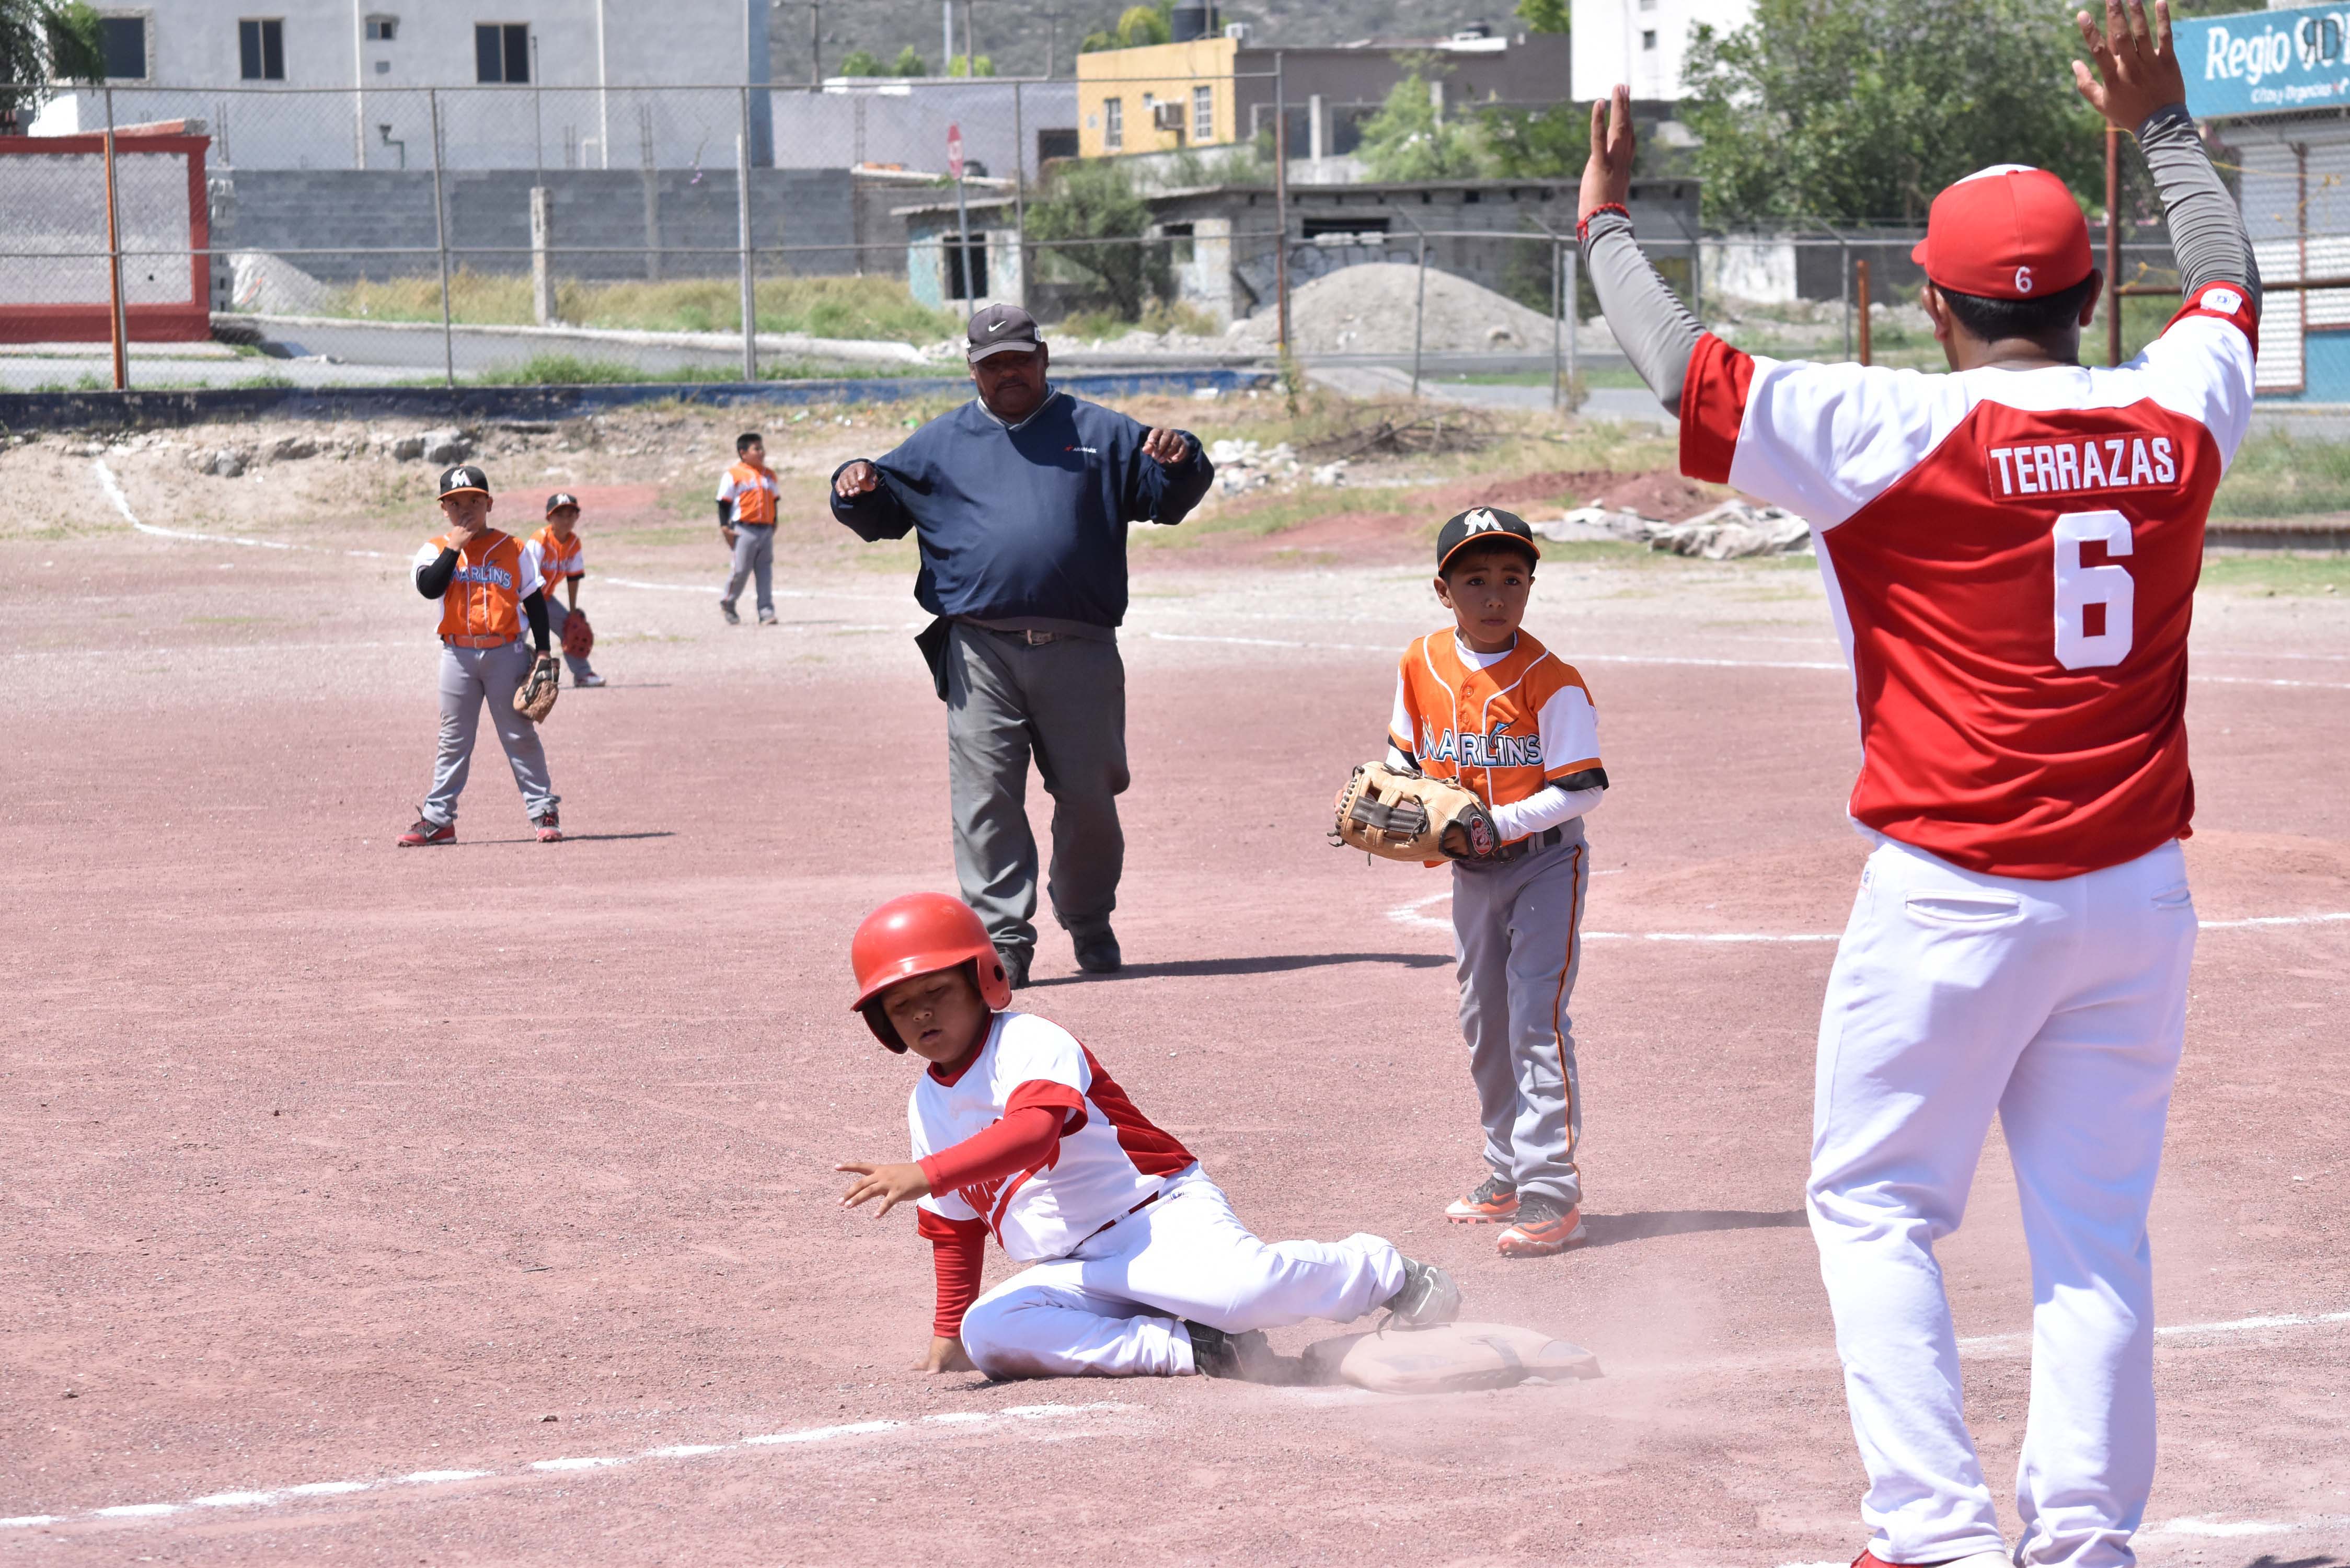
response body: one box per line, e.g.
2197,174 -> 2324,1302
1073,929 -> 1121,974
997,948 -> 1031,989
1183,1321 -> 1297,1383
1380,1255 -> 1462,1330
719,601 -> 740,625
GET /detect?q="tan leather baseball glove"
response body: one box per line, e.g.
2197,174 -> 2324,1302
1331,762 -> 1504,862
513,652 -> 561,723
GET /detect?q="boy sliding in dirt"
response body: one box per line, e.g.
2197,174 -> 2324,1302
835,892 -> 1461,1379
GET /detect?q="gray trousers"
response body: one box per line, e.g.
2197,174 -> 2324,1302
1451,824 -> 1591,1208
944,622 -> 1127,958
542,597 -> 598,683
421,640 -> 557,827
721,524 -> 775,616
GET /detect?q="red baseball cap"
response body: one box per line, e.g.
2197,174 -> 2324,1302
1910,165 -> 2092,302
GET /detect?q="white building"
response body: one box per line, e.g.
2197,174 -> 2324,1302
1570,0 -> 1752,105
34,0 -> 773,169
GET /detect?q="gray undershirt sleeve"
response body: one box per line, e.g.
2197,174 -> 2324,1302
2136,104 -> 2260,314
1581,210 -> 1705,416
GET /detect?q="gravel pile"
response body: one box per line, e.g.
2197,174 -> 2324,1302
1227,263 -> 1568,355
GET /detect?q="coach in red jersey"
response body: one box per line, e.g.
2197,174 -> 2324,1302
1581,5 -> 2254,1565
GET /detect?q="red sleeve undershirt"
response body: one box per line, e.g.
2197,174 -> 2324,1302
914,1088 -> 1082,1339
1678,332 -> 1755,485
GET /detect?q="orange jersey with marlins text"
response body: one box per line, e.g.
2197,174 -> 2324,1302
532,524 -> 585,590
1390,629 -> 1604,832
718,461 -> 778,524
412,529 -> 547,644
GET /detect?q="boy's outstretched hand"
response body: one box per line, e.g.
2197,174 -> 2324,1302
918,1335 -> 975,1374
2073,0 -> 2186,130
836,1159 -> 931,1217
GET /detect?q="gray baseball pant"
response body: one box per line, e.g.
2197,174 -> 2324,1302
420,640 -> 558,827
943,622 -> 1127,961
1450,825 -> 1591,1208
721,524 -> 776,618
542,597 -> 598,683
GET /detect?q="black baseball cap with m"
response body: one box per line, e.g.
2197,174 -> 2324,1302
966,302 -> 1044,361
438,464 -> 492,498
1436,506 -> 1541,573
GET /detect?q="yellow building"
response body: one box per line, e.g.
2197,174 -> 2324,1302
1075,38 -> 1239,158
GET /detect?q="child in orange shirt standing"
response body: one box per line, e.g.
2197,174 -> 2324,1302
717,432 -> 780,626
1384,509 -> 1608,1256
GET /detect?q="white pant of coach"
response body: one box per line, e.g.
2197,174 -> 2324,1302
959,1168 -> 1404,1378
1811,837 -> 2196,1567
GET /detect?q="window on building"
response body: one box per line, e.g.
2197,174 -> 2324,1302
1641,29 -> 1658,49
475,22 -> 530,83
1192,84 -> 1213,142
99,14 -> 147,79
365,15 -> 397,40
238,19 -> 285,80
1103,97 -> 1123,151
1161,220 -> 1195,266
1303,215 -> 1390,239
946,230 -> 987,301
1036,127 -> 1078,163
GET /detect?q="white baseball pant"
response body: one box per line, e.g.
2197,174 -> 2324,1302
958,1168 -> 1405,1378
1810,837 -> 2194,1568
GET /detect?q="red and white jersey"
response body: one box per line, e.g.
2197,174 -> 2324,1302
532,524 -> 585,589
911,1011 -> 1195,1263
1679,282 -> 2257,879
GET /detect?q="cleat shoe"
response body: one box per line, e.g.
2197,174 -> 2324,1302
720,600 -> 740,625
757,609 -> 778,626
997,948 -> 1031,989
1446,1174 -> 1520,1224
1073,928 -> 1122,974
1852,1552 -> 2011,1568
1495,1194 -> 1587,1258
1182,1321 -> 1302,1384
397,817 -> 454,847
1380,1255 -> 1462,1330
575,672 -> 605,688
533,808 -> 563,844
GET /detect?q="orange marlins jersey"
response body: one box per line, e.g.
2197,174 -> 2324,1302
412,529 -> 547,644
532,524 -> 585,589
718,460 -> 778,524
1389,629 -> 1604,831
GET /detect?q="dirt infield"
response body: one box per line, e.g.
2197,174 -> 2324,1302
3,443 -> 2347,1566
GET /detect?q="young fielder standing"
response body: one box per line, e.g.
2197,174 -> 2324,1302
717,432 -> 781,627
399,465 -> 566,847
533,491 -> 604,688
1583,4 -> 2252,1562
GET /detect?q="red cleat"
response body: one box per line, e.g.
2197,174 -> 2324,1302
397,817 -> 454,847
1445,1174 -> 1520,1224
533,808 -> 562,844
1495,1194 -> 1587,1258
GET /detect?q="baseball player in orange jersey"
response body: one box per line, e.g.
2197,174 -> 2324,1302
1383,508 -> 1608,1259
1583,4 -> 2255,1562
399,465 -> 564,847
836,893 -> 1462,1381
717,431 -> 781,626
532,491 -> 604,688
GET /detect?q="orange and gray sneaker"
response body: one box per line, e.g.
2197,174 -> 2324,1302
1495,1193 -> 1587,1258
397,816 -> 454,847
1445,1174 -> 1520,1224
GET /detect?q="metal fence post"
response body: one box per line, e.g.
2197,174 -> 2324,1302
1856,256 -> 1872,368
1273,52 -> 1291,358
1550,236 -> 1563,413
1838,233 -> 1852,361
1564,241 -> 1579,411
1410,226 -> 1428,398
1012,81 -> 1027,307
2105,125 -> 2124,366
738,88 -> 757,382
429,88 -> 455,389
102,84 -> 128,391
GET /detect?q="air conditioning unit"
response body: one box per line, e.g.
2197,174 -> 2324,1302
1224,21 -> 1249,41
1151,102 -> 1184,133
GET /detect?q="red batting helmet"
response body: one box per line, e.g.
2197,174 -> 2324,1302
849,892 -> 1011,1052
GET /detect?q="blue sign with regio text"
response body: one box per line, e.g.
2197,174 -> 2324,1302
2179,3 -> 2350,118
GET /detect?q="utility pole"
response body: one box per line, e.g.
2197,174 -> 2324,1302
802,0 -> 822,85
962,0 -> 975,71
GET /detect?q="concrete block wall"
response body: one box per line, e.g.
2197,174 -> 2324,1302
217,167 -> 856,284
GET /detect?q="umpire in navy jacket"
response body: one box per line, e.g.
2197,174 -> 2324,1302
831,304 -> 1214,987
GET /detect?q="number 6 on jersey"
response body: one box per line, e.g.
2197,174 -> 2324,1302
2053,510 -> 2135,670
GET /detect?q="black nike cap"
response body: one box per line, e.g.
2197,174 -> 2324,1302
1436,506 -> 1541,571
966,302 -> 1043,362
437,464 -> 492,498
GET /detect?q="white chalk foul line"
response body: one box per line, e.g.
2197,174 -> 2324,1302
0,1401 -> 1126,1534
1388,892 -> 2350,942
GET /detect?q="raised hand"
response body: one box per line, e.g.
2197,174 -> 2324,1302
834,460 -> 882,498
1580,84 -> 1637,223
2073,0 -> 2186,131
1141,428 -> 1190,466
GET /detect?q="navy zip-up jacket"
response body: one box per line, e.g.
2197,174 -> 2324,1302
830,389 -> 1214,630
